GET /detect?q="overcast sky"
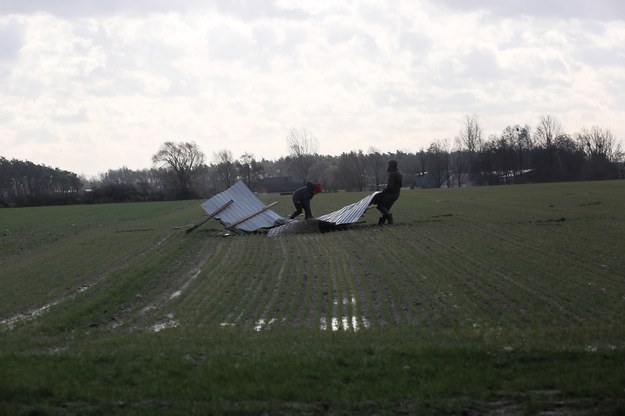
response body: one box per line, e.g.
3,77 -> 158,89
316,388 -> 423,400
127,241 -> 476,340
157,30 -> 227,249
1,0 -> 624,177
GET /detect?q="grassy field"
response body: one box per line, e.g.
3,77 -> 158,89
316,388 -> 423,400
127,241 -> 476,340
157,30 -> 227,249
1,180 -> 625,415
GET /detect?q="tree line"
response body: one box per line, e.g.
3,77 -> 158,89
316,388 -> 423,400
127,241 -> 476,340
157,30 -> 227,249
1,115 -> 623,207
0,157 -> 82,207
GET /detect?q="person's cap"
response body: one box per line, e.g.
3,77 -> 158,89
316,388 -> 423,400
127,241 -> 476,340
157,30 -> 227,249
388,160 -> 398,169
313,183 -> 322,193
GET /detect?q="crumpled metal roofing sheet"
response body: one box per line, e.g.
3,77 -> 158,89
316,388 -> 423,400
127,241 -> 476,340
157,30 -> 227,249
317,191 -> 381,225
266,219 -> 320,237
201,180 -> 284,232
267,191 -> 381,236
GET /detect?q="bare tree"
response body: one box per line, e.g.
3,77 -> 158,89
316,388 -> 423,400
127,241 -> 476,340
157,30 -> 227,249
451,139 -> 467,188
337,150 -> 367,191
416,147 -> 428,175
236,152 -> 264,190
576,126 -> 623,162
286,128 -> 319,184
459,114 -> 483,174
237,152 -> 254,189
214,149 -> 237,190
367,146 -> 385,190
427,139 -> 451,187
152,141 -> 205,198
576,126 -> 623,180
501,124 -> 532,175
535,115 -> 562,150
533,115 -> 568,180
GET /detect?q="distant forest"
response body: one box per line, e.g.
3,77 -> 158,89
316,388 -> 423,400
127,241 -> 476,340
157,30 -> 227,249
1,115 -> 623,207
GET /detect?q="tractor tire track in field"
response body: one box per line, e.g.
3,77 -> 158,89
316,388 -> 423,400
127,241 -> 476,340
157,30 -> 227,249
250,237 -> 289,330
1,232 -> 175,331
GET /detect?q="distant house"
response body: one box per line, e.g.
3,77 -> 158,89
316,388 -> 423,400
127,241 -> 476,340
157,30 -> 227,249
442,172 -> 476,188
413,174 -> 438,189
414,171 -> 476,188
257,176 -> 301,194
498,169 -> 537,184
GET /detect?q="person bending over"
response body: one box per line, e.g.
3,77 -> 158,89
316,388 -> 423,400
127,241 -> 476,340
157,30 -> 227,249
289,182 -> 322,220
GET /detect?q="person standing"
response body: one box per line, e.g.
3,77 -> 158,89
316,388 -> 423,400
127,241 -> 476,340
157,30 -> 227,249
289,182 -> 322,219
373,160 -> 402,225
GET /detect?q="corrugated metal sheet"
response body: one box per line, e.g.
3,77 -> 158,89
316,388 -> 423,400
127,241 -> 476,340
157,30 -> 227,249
317,191 -> 381,225
201,180 -> 284,232
267,191 -> 381,236
266,219 -> 320,237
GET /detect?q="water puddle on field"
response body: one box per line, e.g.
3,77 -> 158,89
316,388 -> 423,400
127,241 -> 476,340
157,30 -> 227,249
319,294 -> 371,332
151,314 -> 180,332
253,318 -> 278,332
319,315 -> 371,332
1,285 -> 91,330
170,269 -> 202,300
1,303 -> 54,329
218,294 -> 372,332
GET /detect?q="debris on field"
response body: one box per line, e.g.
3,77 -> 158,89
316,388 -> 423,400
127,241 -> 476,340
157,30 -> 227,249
267,191 -> 381,236
317,191 -> 380,225
192,181 -> 382,236
266,218 -> 322,236
193,180 -> 285,233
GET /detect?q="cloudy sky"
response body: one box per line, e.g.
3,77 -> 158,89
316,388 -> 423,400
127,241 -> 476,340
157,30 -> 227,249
1,0 -> 624,177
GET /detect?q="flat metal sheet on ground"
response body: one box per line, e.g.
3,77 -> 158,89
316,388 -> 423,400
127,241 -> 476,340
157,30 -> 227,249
201,180 -> 284,232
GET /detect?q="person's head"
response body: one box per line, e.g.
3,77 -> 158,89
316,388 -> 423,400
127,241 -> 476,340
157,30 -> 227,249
387,160 -> 398,172
313,182 -> 322,194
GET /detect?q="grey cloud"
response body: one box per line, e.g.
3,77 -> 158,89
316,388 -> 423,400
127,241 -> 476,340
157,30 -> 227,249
15,128 -> 59,145
433,91 -> 479,112
461,49 -> 502,80
356,2 -> 399,27
0,110 -> 15,123
211,0 -> 309,21
0,20 -> 24,62
325,24 -> 357,45
436,0 -> 625,21
203,19 -> 312,72
0,0 -> 309,20
576,46 -> 625,68
0,0 -> 206,17
205,22 -> 257,62
399,28 -> 431,56
355,32 -> 381,58
320,21 -> 381,57
54,107 -> 88,123
372,85 -> 427,109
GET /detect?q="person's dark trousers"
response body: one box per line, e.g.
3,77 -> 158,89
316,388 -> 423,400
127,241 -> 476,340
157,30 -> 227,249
290,201 -> 304,219
376,193 -> 398,224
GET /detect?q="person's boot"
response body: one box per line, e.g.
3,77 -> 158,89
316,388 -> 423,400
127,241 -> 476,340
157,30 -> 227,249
387,213 -> 393,225
378,216 -> 386,225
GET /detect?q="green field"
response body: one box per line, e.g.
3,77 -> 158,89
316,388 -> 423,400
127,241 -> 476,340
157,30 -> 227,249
1,181 -> 625,415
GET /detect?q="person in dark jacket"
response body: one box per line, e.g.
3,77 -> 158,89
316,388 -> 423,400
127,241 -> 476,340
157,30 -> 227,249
373,160 -> 402,225
289,182 -> 322,219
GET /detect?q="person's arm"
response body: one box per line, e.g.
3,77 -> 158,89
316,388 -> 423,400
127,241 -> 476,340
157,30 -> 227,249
383,174 -> 395,193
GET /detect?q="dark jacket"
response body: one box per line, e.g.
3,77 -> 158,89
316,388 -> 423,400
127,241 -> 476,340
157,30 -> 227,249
292,182 -> 316,218
383,169 -> 402,195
